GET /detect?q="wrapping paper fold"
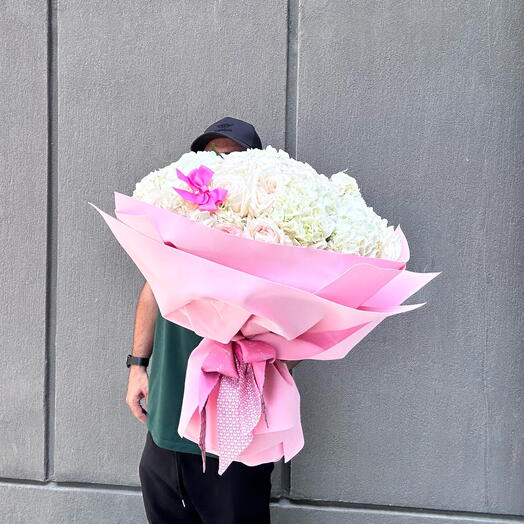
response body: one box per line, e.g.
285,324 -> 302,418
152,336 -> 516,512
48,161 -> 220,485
89,192 -> 440,474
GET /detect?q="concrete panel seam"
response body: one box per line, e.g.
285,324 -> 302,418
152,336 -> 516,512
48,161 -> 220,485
270,497 -> 524,522
285,0 -> 299,158
0,478 -> 141,494
282,0 -> 300,498
44,0 -> 58,483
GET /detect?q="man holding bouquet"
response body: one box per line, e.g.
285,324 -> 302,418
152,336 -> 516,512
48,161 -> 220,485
127,117 -> 300,523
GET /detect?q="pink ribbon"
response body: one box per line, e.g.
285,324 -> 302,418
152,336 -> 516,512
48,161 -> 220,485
172,165 -> 228,211
197,336 -> 276,475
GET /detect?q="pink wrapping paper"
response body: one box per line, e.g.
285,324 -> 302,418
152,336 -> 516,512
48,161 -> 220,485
89,193 -> 440,475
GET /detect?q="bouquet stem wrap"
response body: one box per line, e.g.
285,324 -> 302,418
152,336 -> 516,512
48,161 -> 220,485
89,193 -> 440,475
198,336 -> 276,474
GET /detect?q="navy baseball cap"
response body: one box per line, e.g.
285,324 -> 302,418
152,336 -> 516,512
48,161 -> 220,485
190,116 -> 262,152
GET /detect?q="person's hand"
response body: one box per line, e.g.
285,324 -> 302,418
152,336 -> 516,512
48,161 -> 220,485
126,366 -> 149,423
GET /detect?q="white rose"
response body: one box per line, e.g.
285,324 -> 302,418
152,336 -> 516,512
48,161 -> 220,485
209,171 -> 247,214
243,217 -> 293,245
212,222 -> 244,236
245,164 -> 282,217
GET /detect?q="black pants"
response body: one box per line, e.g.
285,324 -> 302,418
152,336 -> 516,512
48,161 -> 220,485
139,431 -> 275,523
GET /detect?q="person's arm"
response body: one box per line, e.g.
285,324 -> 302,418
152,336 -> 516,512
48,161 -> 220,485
125,281 -> 158,423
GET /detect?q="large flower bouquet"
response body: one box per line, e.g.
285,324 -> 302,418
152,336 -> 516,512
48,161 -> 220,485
89,145 -> 440,475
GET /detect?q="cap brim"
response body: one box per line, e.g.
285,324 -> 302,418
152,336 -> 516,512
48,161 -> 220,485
190,132 -> 250,153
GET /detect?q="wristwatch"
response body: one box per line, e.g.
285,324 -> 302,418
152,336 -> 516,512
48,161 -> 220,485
126,354 -> 150,369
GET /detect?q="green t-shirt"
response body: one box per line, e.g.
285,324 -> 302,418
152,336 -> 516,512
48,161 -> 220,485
147,309 -> 218,458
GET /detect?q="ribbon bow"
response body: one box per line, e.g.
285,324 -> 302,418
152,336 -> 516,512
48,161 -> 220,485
198,336 -> 276,475
172,165 -> 228,211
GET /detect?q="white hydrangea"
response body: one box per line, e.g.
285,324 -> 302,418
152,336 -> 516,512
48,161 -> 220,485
327,195 -> 400,259
265,172 -> 338,246
329,170 -> 361,199
131,145 -> 402,259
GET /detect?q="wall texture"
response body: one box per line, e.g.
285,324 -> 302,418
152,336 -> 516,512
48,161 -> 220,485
1,1 -> 522,523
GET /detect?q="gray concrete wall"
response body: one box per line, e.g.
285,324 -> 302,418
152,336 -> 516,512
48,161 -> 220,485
1,1 -> 522,522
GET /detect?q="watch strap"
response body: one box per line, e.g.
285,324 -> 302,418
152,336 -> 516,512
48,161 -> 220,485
127,354 -> 150,368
